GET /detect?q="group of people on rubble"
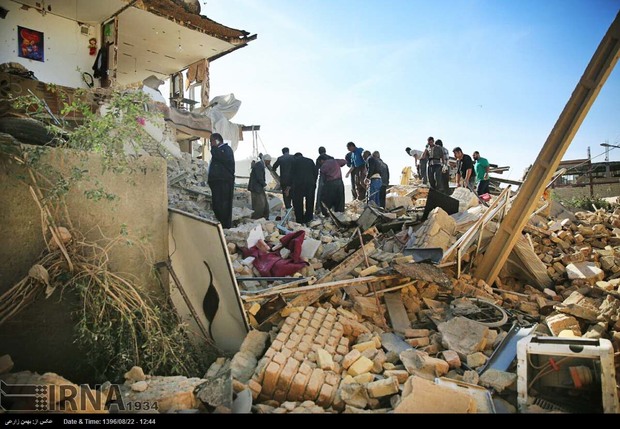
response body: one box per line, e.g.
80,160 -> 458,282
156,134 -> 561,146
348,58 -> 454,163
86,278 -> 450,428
405,136 -> 491,197
206,132 -> 491,229
205,133 -> 391,228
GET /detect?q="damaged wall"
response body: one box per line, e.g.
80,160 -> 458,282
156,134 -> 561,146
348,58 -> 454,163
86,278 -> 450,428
0,146 -> 168,294
0,146 -> 168,382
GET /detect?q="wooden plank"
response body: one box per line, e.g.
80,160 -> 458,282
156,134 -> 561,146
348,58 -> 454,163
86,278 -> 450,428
288,241 -> 376,308
384,292 -> 411,334
477,12 -> 620,285
241,275 -> 392,301
364,281 -> 416,297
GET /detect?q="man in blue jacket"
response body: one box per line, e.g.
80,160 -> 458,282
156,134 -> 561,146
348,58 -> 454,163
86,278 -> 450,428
345,141 -> 367,201
208,133 -> 235,228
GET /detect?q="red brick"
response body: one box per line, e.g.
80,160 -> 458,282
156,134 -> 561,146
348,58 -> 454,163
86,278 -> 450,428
275,332 -> 289,343
303,368 -> 325,401
333,321 -> 343,331
285,339 -> 298,350
324,344 -> 336,354
336,345 -> 348,356
316,384 -> 334,408
324,371 -> 340,387
271,340 -> 283,352
272,352 -> 287,365
293,325 -> 305,335
309,318 -> 322,329
327,336 -> 339,347
287,372 -> 310,402
316,307 -> 327,316
342,349 -> 362,369
315,335 -> 328,347
325,314 -> 336,324
281,348 -> 293,358
248,379 -> 262,400
262,362 -> 282,396
298,318 -> 309,328
273,388 -> 288,404
280,324 -> 293,334
293,351 -> 305,362
306,326 -> 318,336
276,358 -> 300,392
338,337 -> 349,348
301,310 -> 313,320
318,327 -> 330,337
264,348 -> 276,359
298,341 -> 311,354
298,362 -> 313,376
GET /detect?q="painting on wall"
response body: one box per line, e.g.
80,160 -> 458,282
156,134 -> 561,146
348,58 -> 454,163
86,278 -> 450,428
18,26 -> 44,62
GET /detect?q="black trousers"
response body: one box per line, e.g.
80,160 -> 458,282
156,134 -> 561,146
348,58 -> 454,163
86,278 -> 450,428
209,179 -> 234,228
251,190 -> 269,220
428,164 -> 443,193
281,182 -> 292,209
292,183 -> 316,224
380,185 -> 387,208
321,179 -> 345,215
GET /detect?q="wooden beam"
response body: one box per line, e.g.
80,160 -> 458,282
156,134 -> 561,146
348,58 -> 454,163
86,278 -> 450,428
476,11 -> 620,286
241,275 -> 394,301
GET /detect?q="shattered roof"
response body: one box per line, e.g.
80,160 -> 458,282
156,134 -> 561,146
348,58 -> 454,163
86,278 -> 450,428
134,0 -> 255,44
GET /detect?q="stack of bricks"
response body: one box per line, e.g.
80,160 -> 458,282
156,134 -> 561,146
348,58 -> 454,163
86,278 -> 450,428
247,306 -> 350,407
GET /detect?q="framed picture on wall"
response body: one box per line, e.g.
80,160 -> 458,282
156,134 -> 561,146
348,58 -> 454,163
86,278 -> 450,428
18,26 -> 44,62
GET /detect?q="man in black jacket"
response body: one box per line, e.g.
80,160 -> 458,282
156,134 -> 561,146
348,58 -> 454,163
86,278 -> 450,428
363,150 -> 382,206
291,153 -> 317,224
315,146 -> 334,214
248,154 -> 271,220
207,133 -> 235,228
272,147 -> 294,209
373,151 -> 390,208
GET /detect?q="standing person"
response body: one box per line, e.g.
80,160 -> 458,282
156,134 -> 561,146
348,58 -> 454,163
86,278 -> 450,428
315,146 -> 334,214
373,151 -> 390,208
291,153 -> 317,224
435,140 -> 451,193
317,157 -> 347,215
473,151 -> 491,196
248,154 -> 271,220
363,150 -> 382,206
207,133 -> 235,228
427,137 -> 445,192
452,147 -> 476,190
272,147 -> 294,209
345,142 -> 367,201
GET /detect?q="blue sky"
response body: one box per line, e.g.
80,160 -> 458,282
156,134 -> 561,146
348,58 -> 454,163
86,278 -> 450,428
203,0 -> 620,182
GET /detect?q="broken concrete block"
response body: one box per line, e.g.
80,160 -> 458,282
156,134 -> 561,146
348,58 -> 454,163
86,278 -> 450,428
556,291 -> 601,322
438,316 -> 489,359
395,376 -> 476,413
546,313 -> 582,336
466,352 -> 487,369
339,383 -> 369,409
342,350 -> 362,370
239,330 -> 270,359
123,375 -> 204,412
399,349 -> 449,380
347,356 -> 374,377
479,369 -> 517,393
565,262 -> 605,284
124,366 -> 146,383
353,373 -> 374,384
441,350 -> 461,369
367,377 -> 399,398
463,370 -> 479,385
316,348 -> 335,371
231,351 -> 258,383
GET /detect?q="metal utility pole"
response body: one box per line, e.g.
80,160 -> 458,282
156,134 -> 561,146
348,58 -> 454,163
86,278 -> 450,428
476,11 -> 620,286
601,140 -> 611,178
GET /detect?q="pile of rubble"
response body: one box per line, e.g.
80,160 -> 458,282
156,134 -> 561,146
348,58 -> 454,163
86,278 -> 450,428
224,185 -> 620,414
